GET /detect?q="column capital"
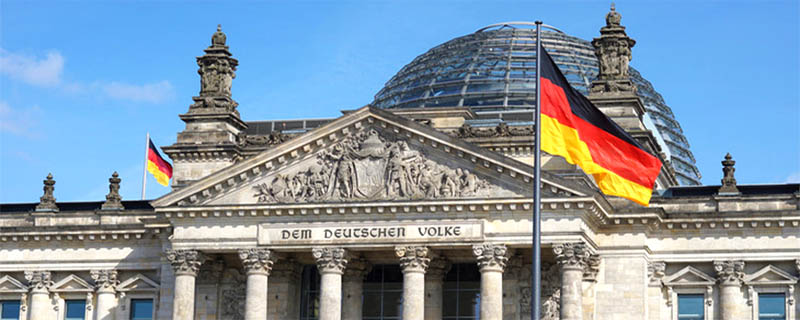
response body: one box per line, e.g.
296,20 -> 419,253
648,261 -> 666,287
583,254 -> 601,282
343,257 -> 372,282
426,257 -> 452,280
271,258 -> 303,280
90,269 -> 119,293
396,246 -> 430,273
24,270 -> 52,293
553,242 -> 591,271
313,247 -> 348,274
165,249 -> 206,276
473,243 -> 508,272
714,260 -> 744,286
238,248 -> 274,276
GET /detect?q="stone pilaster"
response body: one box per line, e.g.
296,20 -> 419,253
165,249 -> 206,320
91,269 -> 119,320
342,257 -> 371,320
313,247 -> 348,320
25,270 -> 53,320
554,242 -> 591,320
424,257 -> 451,320
396,246 -> 430,320
473,244 -> 508,320
714,260 -> 744,320
239,248 -> 274,320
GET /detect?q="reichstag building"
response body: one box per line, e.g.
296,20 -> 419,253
1,7 -> 798,320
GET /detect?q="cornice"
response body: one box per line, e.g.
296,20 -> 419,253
0,227 -> 167,243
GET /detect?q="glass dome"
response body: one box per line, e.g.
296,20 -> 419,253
372,23 -> 702,185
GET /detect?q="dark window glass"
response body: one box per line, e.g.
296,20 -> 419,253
362,265 -> 403,320
65,300 -> 86,320
677,294 -> 704,320
0,301 -> 21,320
443,263 -> 480,320
300,265 -> 321,320
758,293 -> 785,320
130,299 -> 153,320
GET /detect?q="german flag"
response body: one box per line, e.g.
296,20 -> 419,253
147,139 -> 172,186
539,49 -> 662,206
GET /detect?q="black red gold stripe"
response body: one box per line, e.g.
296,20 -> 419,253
147,140 -> 172,186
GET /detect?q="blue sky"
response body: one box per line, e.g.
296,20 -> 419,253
1,0 -> 798,203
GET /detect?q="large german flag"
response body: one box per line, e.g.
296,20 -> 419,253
147,139 -> 172,186
539,49 -> 662,206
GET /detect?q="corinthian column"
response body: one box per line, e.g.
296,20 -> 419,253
342,257 -> 371,320
165,249 -> 206,320
714,260 -> 744,320
239,248 -> 274,320
554,242 -> 590,320
313,247 -> 348,320
473,244 -> 508,320
24,271 -> 52,320
396,246 -> 430,320
90,269 -> 119,320
424,257 -> 451,320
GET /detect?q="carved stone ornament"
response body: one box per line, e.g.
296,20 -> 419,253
518,262 -> 560,319
426,257 -> 452,280
101,172 -> 124,210
165,250 -> 206,276
796,259 -> 800,275
36,173 -> 57,211
313,247 -> 348,274
238,248 -> 274,275
553,242 -> 591,271
197,258 -> 226,284
24,271 -> 52,291
270,258 -> 302,280
396,246 -> 431,273
647,261 -> 666,286
590,4 -> 637,95
220,268 -> 246,320
473,243 -> 508,272
189,25 -> 239,113
90,269 -> 119,291
714,260 -> 745,285
719,153 -> 740,194
583,254 -> 601,281
343,257 -> 372,281
237,131 -> 291,148
456,122 -> 534,139
252,129 -> 512,204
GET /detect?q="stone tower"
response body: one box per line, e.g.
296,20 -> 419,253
162,25 -> 247,189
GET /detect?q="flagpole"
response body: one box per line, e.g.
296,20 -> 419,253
532,20 -> 543,320
141,132 -> 149,200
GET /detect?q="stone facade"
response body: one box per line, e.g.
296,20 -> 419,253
1,8 -> 799,320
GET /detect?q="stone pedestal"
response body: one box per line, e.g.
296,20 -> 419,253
342,257 -> 370,320
554,243 -> 592,320
165,250 -> 205,320
91,269 -> 119,320
24,271 -> 52,320
239,249 -> 274,320
396,246 -> 430,320
313,247 -> 348,320
424,258 -> 451,320
714,260 -> 744,320
473,244 -> 508,320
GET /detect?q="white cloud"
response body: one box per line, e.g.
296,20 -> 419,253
786,171 -> 800,183
0,100 -> 42,138
0,49 -> 64,86
101,80 -> 174,104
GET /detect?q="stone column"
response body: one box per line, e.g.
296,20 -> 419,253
714,260 -> 744,320
554,242 -> 591,320
239,248 -> 274,320
165,249 -> 206,320
342,257 -> 371,320
90,269 -> 119,320
473,244 -> 508,320
313,247 -> 348,320
424,257 -> 451,320
24,271 -> 52,320
396,246 -> 430,320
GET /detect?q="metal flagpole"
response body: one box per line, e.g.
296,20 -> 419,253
141,132 -> 149,200
531,20 -> 543,320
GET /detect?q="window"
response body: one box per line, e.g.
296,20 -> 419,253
758,293 -> 785,320
362,265 -> 403,320
299,265 -> 321,320
64,300 -> 85,320
0,300 -> 20,320
443,263 -> 480,320
677,294 -> 704,320
130,299 -> 154,320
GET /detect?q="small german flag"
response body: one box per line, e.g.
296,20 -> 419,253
539,49 -> 662,206
147,139 -> 173,186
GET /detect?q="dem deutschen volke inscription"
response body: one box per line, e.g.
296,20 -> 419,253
258,220 -> 483,245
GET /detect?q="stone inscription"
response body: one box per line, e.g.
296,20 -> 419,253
259,221 -> 482,245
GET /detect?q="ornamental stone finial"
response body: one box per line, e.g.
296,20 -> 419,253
313,247 -> 348,274
606,3 -> 621,26
473,243 -> 508,272
36,173 -> 57,211
590,4 -> 636,95
212,24 -> 227,47
714,260 -> 745,285
101,172 -> 124,210
396,246 -> 431,273
90,269 -> 119,292
553,242 -> 592,271
24,271 -> 52,291
238,248 -> 274,276
343,257 -> 372,281
719,153 -> 740,194
165,249 -> 206,276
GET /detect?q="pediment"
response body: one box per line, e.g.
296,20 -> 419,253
744,265 -> 798,285
0,275 -> 27,293
663,266 -> 715,286
117,273 -> 159,292
154,106 -> 592,208
51,274 -> 92,292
